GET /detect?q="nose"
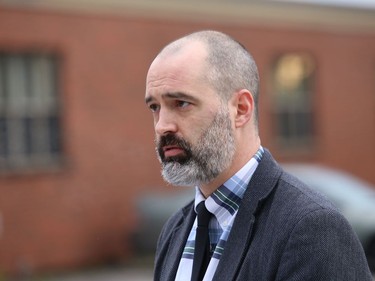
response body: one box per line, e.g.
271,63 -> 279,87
154,109 -> 178,136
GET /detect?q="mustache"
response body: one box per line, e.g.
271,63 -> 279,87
157,134 -> 192,160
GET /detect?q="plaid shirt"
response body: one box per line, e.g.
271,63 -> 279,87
175,147 -> 264,281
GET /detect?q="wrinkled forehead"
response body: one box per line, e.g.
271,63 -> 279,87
146,41 -> 209,88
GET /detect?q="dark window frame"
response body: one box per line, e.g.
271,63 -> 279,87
270,52 -> 316,149
0,52 -> 63,173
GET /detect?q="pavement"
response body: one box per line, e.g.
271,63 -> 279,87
27,256 -> 155,281
44,267 -> 153,281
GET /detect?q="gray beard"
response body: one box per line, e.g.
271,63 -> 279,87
159,106 -> 235,186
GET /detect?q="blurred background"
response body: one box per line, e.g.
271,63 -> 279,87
0,0 -> 374,280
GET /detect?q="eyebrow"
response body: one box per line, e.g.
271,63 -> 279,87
145,96 -> 154,104
145,92 -> 199,104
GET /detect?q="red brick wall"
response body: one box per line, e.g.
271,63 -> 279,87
0,6 -> 374,275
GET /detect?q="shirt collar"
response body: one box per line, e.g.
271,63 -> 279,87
194,146 -> 264,227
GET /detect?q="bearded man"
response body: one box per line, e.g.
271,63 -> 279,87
144,30 -> 372,281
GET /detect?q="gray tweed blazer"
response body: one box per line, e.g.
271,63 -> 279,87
154,149 -> 372,280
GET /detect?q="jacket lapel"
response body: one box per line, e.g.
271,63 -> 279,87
161,203 -> 196,281
213,150 -> 282,281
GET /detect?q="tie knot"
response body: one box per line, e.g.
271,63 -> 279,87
196,201 -> 211,227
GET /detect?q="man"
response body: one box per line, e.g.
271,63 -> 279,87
145,30 -> 372,281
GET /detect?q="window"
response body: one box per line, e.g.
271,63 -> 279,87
0,53 -> 62,172
271,53 -> 315,148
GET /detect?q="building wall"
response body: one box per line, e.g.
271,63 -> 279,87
0,5 -> 374,275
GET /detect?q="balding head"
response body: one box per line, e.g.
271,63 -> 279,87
154,30 -> 260,123
145,30 -> 261,191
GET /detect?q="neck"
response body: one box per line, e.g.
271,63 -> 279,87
199,136 -> 261,198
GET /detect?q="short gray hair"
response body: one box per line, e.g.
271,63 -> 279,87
159,30 -> 260,123
188,31 -> 259,120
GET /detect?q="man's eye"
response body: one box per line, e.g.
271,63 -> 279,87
149,104 -> 160,112
176,101 -> 190,108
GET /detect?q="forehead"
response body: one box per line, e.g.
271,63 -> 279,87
145,41 -> 213,99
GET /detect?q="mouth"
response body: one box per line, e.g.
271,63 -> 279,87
162,145 -> 185,158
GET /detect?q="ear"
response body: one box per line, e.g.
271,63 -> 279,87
234,89 -> 254,128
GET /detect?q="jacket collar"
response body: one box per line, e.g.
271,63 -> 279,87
159,149 -> 282,281
160,201 -> 196,281
213,149 -> 282,280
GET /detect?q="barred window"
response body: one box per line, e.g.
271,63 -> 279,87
0,53 -> 62,172
271,53 -> 315,148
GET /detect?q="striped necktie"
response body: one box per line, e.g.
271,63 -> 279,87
191,201 -> 211,281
